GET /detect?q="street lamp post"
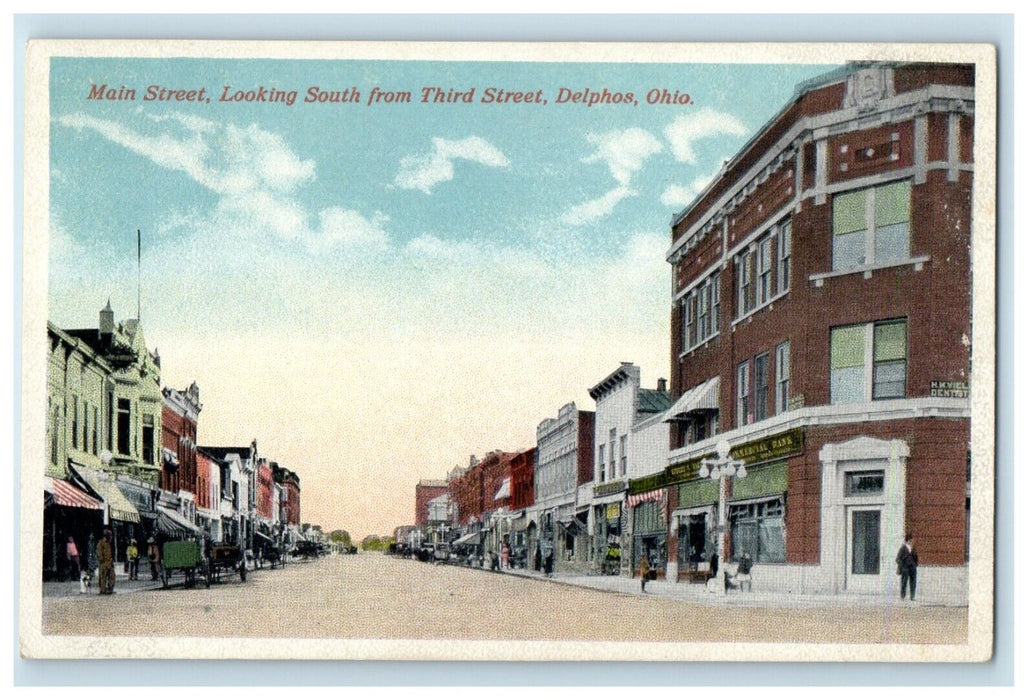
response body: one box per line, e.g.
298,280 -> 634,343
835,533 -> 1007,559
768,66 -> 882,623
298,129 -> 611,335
699,439 -> 746,595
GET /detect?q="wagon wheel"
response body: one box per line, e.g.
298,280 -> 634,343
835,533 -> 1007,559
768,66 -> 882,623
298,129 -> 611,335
161,567 -> 169,589
202,561 -> 211,588
239,562 -> 247,582
185,568 -> 195,588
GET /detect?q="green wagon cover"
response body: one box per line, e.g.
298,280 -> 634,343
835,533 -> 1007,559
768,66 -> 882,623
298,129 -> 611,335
163,540 -> 201,569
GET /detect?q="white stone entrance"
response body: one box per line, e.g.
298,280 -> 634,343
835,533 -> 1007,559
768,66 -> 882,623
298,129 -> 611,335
819,436 -> 908,596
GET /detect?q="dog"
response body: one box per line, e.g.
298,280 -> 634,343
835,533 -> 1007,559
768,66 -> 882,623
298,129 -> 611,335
79,567 -> 94,594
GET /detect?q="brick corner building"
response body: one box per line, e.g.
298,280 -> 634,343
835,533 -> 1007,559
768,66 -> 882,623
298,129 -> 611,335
661,62 -> 973,602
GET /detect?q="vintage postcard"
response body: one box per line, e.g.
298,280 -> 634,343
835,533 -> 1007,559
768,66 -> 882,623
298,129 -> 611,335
19,40 -> 996,663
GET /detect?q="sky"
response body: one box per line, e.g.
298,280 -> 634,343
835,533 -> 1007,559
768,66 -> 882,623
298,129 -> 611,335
47,56 -> 835,538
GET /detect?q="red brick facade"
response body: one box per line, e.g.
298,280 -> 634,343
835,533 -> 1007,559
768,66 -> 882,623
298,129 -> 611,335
451,451 -> 518,526
256,459 -> 274,521
577,411 -> 596,486
415,481 -> 449,527
509,448 -> 536,511
160,386 -> 200,497
666,63 -> 974,591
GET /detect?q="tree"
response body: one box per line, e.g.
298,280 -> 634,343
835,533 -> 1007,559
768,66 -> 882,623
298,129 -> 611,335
327,529 -> 352,547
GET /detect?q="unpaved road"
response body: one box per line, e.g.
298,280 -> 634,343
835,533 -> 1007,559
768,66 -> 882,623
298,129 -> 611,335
42,552 -> 966,644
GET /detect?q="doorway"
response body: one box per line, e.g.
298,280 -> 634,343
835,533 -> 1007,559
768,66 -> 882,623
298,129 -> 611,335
846,506 -> 882,591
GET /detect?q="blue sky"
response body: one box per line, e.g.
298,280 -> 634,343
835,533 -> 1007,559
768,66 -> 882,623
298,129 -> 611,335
48,56 -> 834,535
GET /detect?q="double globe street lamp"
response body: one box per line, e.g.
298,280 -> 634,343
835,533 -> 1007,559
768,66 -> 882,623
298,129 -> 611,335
698,439 -> 746,595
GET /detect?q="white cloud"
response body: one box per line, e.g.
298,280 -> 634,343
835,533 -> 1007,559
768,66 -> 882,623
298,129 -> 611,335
561,186 -> 634,226
582,128 -> 663,186
660,171 -> 719,208
317,208 -> 390,251
56,111 -> 386,249
664,108 -> 748,163
394,136 -> 509,194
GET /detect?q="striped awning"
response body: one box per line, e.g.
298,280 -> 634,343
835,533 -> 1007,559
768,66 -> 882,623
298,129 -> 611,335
156,505 -> 198,538
71,465 -> 142,524
493,477 -> 511,501
627,488 -> 666,509
44,477 -> 103,510
663,376 -> 720,422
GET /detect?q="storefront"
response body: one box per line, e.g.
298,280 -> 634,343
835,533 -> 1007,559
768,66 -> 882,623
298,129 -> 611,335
628,489 -> 667,579
71,463 -> 143,565
592,497 -> 626,575
42,477 -> 104,580
651,428 -> 802,584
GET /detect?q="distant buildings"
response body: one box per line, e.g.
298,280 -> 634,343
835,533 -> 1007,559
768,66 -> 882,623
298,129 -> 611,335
43,301 -> 312,580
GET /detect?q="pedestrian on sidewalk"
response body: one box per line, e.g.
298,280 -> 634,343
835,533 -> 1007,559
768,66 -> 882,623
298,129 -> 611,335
501,544 -> 509,569
544,551 -> 553,578
126,539 -> 140,580
97,528 -> 115,595
896,533 -> 919,601
638,554 -> 650,593
148,537 -> 161,581
65,536 -> 80,584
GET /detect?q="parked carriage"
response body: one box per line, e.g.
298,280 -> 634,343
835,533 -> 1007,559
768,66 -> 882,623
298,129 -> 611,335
160,540 -> 205,589
206,544 -> 247,584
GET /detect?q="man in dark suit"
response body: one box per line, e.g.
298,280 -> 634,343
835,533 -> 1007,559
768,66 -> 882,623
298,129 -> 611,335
896,533 -> 919,601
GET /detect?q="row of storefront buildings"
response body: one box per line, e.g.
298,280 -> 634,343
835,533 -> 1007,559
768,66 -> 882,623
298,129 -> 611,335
43,303 -> 308,579
406,61 -> 975,603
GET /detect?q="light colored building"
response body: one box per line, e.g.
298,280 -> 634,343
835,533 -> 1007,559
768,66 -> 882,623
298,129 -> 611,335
587,363 -> 670,576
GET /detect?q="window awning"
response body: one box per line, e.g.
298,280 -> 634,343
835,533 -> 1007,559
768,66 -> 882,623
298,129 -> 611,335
162,448 -> 179,468
493,478 -> 511,501
44,477 -> 104,511
663,377 -> 720,422
156,504 -> 199,538
72,464 -> 141,523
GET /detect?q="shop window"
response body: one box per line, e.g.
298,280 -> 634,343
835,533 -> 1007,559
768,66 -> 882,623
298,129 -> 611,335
832,180 -> 911,271
754,352 -> 769,422
830,319 -> 907,403
730,498 -> 786,563
775,342 -> 791,413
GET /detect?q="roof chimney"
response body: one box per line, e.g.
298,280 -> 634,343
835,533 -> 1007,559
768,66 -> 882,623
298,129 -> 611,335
657,378 -> 668,393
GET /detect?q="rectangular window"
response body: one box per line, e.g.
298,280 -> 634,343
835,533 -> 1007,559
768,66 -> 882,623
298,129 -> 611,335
608,428 -> 617,480
845,470 -> 885,497
775,342 -> 791,413
776,221 -> 791,293
711,273 -> 721,333
50,405 -> 60,465
619,435 -> 628,476
697,277 -> 710,343
873,320 -> 907,399
832,180 -> 911,271
737,254 -> 753,317
682,296 -> 695,352
830,319 -> 907,403
117,398 -> 131,455
106,391 -> 114,451
756,236 -> 773,306
92,405 -> 99,455
71,396 -> 79,450
754,352 -> 769,422
598,445 -> 606,482
737,361 -> 751,427
142,414 -> 155,466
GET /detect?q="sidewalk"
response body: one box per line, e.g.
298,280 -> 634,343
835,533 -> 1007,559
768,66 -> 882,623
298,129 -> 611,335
489,564 -> 963,608
43,569 -> 164,599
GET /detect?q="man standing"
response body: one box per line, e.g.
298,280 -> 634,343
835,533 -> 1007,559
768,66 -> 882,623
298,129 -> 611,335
126,539 -> 140,581
148,537 -> 161,581
97,528 -> 116,595
896,533 -> 919,601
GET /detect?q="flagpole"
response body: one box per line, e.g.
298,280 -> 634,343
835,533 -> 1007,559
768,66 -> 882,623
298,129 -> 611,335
137,229 -> 141,321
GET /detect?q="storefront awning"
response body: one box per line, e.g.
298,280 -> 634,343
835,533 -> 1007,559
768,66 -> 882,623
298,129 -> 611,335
44,477 -> 104,510
156,505 -> 199,538
663,377 -> 720,422
72,464 -> 141,523
493,477 -> 511,501
453,532 -> 481,547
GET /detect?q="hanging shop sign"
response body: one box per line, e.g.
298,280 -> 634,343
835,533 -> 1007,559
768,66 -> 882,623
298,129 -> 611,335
593,479 -> 627,498
605,503 -> 621,521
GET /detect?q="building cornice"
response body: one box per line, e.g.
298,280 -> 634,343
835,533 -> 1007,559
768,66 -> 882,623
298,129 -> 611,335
666,397 -> 970,465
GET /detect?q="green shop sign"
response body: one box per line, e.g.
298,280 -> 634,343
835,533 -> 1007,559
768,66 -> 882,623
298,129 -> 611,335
593,480 -> 628,498
630,427 -> 804,496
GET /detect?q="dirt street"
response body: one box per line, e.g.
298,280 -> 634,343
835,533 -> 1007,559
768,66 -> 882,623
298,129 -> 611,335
42,552 -> 967,644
